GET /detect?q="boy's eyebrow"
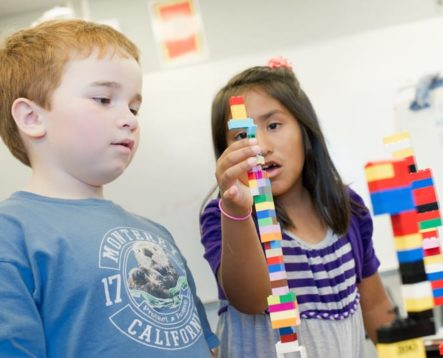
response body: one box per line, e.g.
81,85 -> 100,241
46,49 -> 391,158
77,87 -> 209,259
89,81 -> 142,102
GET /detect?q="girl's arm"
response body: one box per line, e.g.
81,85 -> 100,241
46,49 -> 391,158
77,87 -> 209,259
216,139 -> 271,313
218,208 -> 271,313
357,272 -> 396,343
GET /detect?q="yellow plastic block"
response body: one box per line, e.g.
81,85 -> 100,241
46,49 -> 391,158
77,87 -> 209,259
267,295 -> 281,305
424,254 -> 443,266
249,179 -> 258,188
269,309 -> 299,321
231,104 -> 247,119
365,164 -> 395,182
394,234 -> 422,251
257,155 -> 265,165
377,338 -> 425,358
404,296 -> 434,312
392,148 -> 414,159
255,201 -> 275,211
383,132 -> 411,145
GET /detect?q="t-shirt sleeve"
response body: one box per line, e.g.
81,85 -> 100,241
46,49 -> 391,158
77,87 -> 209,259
350,190 -> 380,280
199,199 -> 222,280
0,216 -> 47,356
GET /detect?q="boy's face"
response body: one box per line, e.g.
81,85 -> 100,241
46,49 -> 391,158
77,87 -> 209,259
41,52 -> 142,187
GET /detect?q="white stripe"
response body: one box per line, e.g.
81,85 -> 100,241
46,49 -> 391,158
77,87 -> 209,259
283,241 -> 352,266
286,259 -> 356,281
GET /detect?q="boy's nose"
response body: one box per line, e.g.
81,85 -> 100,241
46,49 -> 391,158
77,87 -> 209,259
119,110 -> 138,131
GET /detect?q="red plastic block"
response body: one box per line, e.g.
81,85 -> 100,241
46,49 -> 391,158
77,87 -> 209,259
391,211 -> 419,235
267,256 -> 285,265
229,96 -> 244,106
414,187 -> 438,206
418,210 -> 441,222
366,160 -> 411,192
410,169 -> 432,181
422,230 -> 439,239
431,279 -> 443,290
404,155 -> 416,170
425,247 -> 442,257
280,333 -> 297,343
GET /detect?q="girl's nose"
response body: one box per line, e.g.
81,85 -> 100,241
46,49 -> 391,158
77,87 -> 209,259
256,130 -> 272,155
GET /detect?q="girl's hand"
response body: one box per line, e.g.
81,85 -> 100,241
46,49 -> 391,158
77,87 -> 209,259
215,138 -> 261,214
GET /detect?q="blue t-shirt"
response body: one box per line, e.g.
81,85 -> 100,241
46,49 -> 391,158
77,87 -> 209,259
0,191 -> 218,357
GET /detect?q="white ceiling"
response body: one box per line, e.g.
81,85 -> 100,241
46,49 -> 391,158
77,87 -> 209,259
0,0 -> 65,17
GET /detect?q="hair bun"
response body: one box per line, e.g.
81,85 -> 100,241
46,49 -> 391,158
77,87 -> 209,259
266,56 -> 292,70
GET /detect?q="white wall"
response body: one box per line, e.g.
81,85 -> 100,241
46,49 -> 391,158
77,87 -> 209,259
2,2 -> 443,302
101,17 -> 443,302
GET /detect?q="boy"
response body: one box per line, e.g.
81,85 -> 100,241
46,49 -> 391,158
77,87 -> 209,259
0,19 -> 218,357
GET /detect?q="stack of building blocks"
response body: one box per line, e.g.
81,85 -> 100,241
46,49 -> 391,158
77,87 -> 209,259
384,132 -> 443,308
228,96 -> 306,358
364,131 -> 443,358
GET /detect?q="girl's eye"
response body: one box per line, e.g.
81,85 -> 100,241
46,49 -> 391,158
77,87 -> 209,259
234,131 -> 248,141
129,108 -> 139,115
268,122 -> 280,130
93,97 -> 111,105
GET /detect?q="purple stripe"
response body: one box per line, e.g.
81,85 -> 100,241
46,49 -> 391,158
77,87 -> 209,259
284,249 -> 354,273
295,284 -> 357,305
289,266 -> 356,289
300,298 -> 360,320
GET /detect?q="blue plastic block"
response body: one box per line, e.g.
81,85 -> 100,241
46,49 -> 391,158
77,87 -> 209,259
396,248 -> 424,263
228,118 -> 254,130
370,187 -> 415,215
256,209 -> 277,219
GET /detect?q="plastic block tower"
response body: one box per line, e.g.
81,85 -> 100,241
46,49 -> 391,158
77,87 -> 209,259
365,131 -> 442,358
228,96 -> 306,358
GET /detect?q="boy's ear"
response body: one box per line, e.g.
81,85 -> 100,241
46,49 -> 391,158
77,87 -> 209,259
11,98 -> 47,138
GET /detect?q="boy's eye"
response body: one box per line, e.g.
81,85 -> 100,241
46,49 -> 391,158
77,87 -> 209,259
93,97 -> 111,105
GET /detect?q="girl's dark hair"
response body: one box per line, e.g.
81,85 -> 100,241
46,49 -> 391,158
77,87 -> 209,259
207,65 -> 362,235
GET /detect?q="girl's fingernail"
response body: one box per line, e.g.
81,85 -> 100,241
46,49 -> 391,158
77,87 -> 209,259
249,138 -> 258,145
251,145 -> 261,154
247,157 -> 258,166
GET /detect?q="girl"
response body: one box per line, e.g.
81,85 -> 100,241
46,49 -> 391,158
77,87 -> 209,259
200,58 -> 395,357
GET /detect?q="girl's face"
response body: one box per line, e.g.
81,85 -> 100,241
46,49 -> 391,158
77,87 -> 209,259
226,89 -> 305,199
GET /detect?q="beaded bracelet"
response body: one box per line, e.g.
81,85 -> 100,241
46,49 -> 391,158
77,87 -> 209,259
218,200 -> 252,221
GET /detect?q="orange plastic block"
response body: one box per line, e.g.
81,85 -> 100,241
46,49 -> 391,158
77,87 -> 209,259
261,231 -> 283,243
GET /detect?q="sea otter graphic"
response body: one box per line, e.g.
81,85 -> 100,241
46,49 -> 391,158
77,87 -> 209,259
128,241 -> 184,306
